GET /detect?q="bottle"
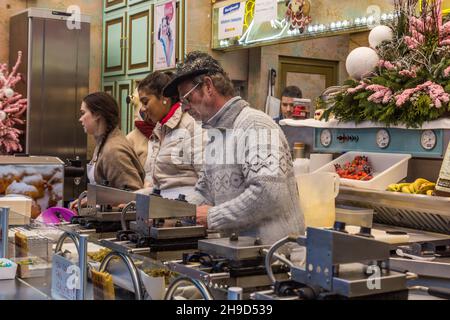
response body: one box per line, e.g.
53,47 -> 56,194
293,142 -> 306,159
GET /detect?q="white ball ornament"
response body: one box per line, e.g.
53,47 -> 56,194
0,110 -> 6,121
345,47 -> 380,80
4,88 -> 14,98
369,25 -> 394,49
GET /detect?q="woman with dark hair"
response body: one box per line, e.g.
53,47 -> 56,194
138,71 -> 202,199
79,92 -> 145,191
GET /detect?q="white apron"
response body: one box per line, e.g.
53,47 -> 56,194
87,162 -> 97,185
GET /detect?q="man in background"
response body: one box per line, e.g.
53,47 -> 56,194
273,85 -> 303,123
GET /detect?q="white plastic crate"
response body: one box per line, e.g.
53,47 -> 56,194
0,258 -> 17,280
313,151 -> 412,190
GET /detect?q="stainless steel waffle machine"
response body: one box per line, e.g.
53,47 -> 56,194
164,234 -> 290,300
69,184 -> 138,236
100,190 -> 207,261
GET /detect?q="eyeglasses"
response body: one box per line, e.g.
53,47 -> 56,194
180,82 -> 201,106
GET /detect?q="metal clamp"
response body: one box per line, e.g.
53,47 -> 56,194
99,251 -> 143,300
54,231 -> 89,300
164,276 -> 214,300
0,207 -> 10,259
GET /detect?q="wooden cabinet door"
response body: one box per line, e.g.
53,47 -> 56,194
104,0 -> 127,13
127,4 -> 152,75
103,81 -> 116,100
104,10 -> 127,77
129,0 -> 147,6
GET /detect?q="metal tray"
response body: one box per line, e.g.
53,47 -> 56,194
337,187 -> 450,234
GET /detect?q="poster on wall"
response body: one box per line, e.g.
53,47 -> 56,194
154,1 -> 176,70
254,0 -> 278,23
218,1 -> 246,40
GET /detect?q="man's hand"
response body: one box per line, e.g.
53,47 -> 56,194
196,205 -> 211,228
69,197 -> 87,212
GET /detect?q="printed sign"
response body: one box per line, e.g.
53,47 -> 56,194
254,0 -> 278,23
51,254 -> 78,300
437,142 -> 450,193
154,1 -> 177,70
218,2 -> 246,40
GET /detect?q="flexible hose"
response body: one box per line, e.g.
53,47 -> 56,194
264,235 -> 298,285
120,201 -> 136,231
164,276 -> 214,300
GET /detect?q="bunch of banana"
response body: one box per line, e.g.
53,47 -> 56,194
387,178 -> 436,196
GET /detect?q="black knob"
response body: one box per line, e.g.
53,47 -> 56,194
152,188 -> 162,196
333,221 -> 347,233
178,194 -> 186,201
357,227 -> 374,238
175,220 -> 182,227
230,233 -> 239,241
254,238 -> 263,246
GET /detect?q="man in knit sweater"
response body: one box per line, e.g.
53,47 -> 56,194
163,52 -> 305,245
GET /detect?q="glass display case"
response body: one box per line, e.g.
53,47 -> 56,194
0,206 -> 180,300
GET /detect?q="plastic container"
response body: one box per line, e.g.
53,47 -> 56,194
297,172 -> 340,228
293,158 -> 310,176
313,151 -> 412,190
0,258 -> 18,280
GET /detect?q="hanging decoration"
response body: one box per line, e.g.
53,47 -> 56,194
323,0 -> 450,128
0,51 -> 27,154
285,0 -> 312,32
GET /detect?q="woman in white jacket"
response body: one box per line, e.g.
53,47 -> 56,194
137,71 -> 203,200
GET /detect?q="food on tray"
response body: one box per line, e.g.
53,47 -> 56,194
387,178 -> 436,195
334,155 -> 374,181
0,261 -> 13,268
0,166 -> 22,193
22,174 -> 46,198
88,248 -> 112,263
16,258 -> 36,266
6,181 -> 40,198
91,269 -> 115,300
0,165 -> 64,216
143,268 -> 176,285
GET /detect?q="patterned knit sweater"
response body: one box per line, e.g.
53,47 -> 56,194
190,97 -> 305,245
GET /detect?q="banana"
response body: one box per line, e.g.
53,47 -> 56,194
426,189 -> 435,196
401,185 -> 412,193
414,178 -> 431,185
418,182 -> 436,194
412,178 -> 431,193
409,183 -> 418,194
387,184 -> 400,192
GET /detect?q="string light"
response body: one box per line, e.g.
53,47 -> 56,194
227,11 -> 397,47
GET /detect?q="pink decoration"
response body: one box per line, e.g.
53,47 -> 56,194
366,84 -> 393,104
0,51 -> 27,154
347,81 -> 367,94
444,66 -> 450,78
399,69 -> 417,78
377,60 -> 396,70
395,81 -> 449,108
